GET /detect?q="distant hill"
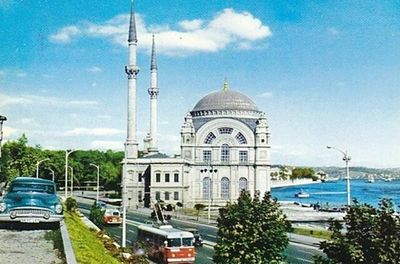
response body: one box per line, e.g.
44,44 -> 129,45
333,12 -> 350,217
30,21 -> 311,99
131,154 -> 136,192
272,165 -> 400,179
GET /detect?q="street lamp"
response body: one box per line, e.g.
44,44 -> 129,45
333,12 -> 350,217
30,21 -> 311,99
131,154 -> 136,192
65,150 -> 76,198
69,166 -> 74,197
48,168 -> 55,182
0,115 -> 7,159
201,164 -> 217,224
327,146 -> 351,208
90,163 -> 100,203
128,169 -> 144,209
36,158 -> 50,178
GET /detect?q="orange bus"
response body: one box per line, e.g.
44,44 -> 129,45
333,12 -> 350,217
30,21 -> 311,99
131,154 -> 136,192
137,224 -> 196,264
103,209 -> 122,225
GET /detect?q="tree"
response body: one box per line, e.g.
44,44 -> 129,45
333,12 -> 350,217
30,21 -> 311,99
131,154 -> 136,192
214,191 -> 291,264
194,203 -> 206,221
278,166 -> 289,180
291,167 -> 316,180
315,198 -> 400,264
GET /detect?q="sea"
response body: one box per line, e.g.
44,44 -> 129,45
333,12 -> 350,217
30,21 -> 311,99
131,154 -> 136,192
271,179 -> 400,210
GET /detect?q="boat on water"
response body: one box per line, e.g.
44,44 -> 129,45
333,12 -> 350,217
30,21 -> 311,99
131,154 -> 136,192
294,190 -> 310,198
366,174 -> 375,183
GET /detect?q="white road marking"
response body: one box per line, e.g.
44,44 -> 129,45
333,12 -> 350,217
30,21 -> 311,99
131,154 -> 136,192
295,257 -> 314,263
297,248 -> 315,256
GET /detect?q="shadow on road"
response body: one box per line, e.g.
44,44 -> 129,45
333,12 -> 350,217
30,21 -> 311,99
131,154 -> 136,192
0,221 -> 60,230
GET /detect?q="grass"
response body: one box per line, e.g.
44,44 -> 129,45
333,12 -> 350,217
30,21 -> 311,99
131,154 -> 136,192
64,211 -> 121,264
292,227 -> 332,240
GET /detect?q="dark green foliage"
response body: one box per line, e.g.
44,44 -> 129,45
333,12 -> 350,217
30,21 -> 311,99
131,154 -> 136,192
194,203 -> 206,220
0,134 -> 124,192
65,197 -> 78,212
89,202 -> 105,229
291,167 -> 316,180
214,191 -> 291,264
315,198 -> 400,264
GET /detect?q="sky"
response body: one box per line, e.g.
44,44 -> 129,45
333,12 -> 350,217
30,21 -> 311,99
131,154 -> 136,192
0,0 -> 399,168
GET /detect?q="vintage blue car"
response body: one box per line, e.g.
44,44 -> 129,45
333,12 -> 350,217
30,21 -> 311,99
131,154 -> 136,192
0,177 -> 64,223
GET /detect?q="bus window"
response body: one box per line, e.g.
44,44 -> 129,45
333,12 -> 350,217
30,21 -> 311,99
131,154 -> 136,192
167,238 -> 181,247
182,237 -> 193,246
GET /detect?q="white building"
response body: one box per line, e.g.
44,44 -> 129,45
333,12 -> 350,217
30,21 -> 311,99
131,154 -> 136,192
123,3 -> 271,208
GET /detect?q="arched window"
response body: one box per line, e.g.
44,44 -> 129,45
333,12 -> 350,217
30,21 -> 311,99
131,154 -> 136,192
203,177 -> 211,199
239,177 -> 248,192
221,144 -> 230,163
220,177 -> 230,199
235,132 -> 247,144
204,132 -> 216,144
218,127 -> 233,134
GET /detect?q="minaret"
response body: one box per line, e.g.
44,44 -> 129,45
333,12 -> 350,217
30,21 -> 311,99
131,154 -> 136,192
148,34 -> 159,153
124,1 -> 140,159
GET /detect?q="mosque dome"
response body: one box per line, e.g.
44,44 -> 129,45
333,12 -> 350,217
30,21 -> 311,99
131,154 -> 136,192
191,82 -> 261,118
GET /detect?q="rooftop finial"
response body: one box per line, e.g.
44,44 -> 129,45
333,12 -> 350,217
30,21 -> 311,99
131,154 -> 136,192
223,78 -> 229,91
128,0 -> 137,43
151,33 -> 157,70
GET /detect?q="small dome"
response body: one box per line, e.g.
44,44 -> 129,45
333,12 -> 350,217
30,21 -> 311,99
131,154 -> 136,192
192,89 -> 259,112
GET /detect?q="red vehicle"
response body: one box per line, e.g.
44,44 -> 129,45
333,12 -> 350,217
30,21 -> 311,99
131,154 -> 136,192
103,209 -> 122,225
137,224 -> 195,264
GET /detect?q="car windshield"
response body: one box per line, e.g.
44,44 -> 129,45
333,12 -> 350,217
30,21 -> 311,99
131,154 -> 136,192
9,183 -> 55,194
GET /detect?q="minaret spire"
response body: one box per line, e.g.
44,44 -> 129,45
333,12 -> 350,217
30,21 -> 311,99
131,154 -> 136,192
150,34 -> 157,70
128,0 -> 137,43
147,33 -> 159,153
125,0 -> 140,159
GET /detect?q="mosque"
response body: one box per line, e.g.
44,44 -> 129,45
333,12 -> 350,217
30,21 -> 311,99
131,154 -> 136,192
123,3 -> 271,208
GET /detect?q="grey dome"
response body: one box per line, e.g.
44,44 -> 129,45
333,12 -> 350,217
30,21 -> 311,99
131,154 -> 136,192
192,89 -> 259,112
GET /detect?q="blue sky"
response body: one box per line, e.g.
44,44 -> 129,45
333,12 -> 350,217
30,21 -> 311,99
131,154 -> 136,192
1,0 -> 399,168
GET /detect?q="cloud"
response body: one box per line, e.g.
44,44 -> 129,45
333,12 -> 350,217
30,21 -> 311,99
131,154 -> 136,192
86,66 -> 102,73
91,140 -> 123,150
327,27 -> 340,36
17,118 -> 39,127
16,72 -> 27,78
63,127 -> 124,136
3,126 -> 18,138
258,92 -> 273,98
179,19 -> 203,31
41,74 -> 55,79
49,26 -> 81,43
50,8 -> 271,55
0,93 -> 99,108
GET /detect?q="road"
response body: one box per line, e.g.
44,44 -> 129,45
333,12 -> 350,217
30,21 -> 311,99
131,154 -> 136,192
77,199 -> 323,263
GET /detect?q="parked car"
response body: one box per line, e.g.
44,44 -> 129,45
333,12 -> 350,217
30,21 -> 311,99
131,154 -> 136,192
0,177 -> 64,223
182,228 -> 203,247
103,208 -> 122,225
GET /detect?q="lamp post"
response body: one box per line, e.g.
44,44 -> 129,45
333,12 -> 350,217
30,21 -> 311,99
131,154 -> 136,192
68,166 -> 74,197
327,146 -> 351,208
90,163 -> 100,203
0,115 -> 7,159
201,162 -> 217,224
36,158 -> 50,178
49,168 -> 55,182
65,150 -> 76,198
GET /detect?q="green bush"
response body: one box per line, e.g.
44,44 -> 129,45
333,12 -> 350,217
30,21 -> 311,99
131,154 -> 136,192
89,202 -> 104,229
65,197 -> 78,212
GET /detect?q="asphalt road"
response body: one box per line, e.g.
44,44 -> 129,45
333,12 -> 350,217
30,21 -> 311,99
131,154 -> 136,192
77,199 -> 323,263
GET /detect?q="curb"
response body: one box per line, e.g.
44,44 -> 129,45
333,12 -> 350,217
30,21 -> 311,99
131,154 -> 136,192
60,220 -> 78,264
